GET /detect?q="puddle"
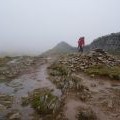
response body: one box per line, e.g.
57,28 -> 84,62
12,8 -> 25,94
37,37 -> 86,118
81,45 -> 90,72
0,63 -> 62,120
0,83 -> 14,94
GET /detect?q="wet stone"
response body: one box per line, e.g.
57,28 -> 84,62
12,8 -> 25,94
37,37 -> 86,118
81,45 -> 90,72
0,94 -> 13,108
8,112 -> 21,120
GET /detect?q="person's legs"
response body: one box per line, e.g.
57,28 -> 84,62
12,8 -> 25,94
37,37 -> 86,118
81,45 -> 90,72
80,46 -> 83,52
78,46 -> 80,52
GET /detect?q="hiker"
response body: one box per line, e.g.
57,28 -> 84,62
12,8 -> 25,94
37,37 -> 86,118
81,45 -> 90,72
78,36 -> 85,52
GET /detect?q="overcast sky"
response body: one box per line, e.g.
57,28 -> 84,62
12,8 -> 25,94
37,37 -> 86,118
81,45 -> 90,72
0,0 -> 120,54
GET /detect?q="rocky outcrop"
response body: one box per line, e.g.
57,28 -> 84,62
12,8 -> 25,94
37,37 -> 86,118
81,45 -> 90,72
42,32 -> 120,56
86,32 -> 120,54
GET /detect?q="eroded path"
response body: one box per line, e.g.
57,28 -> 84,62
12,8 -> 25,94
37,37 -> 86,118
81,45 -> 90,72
62,73 -> 120,120
0,56 -> 120,120
0,58 -> 61,120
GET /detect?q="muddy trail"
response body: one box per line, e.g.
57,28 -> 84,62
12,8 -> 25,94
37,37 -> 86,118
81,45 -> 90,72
0,56 -> 120,120
63,73 -> 120,120
0,58 -> 61,120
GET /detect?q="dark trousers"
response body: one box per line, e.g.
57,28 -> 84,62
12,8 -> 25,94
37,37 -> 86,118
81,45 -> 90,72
78,46 -> 83,52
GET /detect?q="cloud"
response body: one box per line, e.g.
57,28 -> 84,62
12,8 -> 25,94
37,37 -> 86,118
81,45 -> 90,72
0,0 -> 120,55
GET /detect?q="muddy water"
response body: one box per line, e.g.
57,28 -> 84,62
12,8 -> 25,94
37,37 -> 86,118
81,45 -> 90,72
75,73 -> 120,93
64,98 -> 86,120
0,64 -> 61,120
73,73 -> 120,120
1,61 -> 120,120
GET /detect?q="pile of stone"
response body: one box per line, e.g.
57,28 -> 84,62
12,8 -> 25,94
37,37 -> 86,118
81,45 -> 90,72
58,49 -> 120,72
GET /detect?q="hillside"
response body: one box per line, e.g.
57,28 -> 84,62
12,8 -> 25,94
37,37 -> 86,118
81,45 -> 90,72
42,41 -> 77,56
48,49 -> 120,120
86,32 -> 120,54
43,32 -> 120,56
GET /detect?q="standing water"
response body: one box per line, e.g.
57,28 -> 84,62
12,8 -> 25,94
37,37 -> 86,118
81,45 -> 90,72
0,63 -> 61,120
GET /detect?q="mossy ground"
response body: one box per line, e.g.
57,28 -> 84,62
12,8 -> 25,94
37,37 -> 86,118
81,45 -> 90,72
85,65 -> 120,80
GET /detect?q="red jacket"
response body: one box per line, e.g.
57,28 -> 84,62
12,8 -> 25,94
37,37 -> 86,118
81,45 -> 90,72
78,37 -> 85,46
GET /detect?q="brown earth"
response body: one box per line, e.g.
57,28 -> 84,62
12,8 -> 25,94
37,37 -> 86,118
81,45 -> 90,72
48,50 -> 120,120
0,51 -> 120,120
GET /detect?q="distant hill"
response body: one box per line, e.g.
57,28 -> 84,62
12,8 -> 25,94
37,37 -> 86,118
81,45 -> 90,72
42,41 -> 77,56
85,32 -> 120,54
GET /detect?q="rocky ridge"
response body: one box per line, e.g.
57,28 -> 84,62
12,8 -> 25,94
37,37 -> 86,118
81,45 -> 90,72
86,32 -> 120,54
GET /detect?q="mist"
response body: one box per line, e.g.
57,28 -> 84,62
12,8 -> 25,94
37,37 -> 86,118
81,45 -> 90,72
0,0 -> 120,55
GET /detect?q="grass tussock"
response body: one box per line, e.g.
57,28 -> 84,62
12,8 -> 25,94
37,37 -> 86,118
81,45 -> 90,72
22,89 -> 61,116
48,63 -> 68,76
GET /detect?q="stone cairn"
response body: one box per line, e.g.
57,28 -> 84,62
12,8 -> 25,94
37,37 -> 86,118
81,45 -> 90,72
58,49 -> 120,72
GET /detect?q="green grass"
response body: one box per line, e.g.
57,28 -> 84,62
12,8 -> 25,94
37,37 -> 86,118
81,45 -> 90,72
22,89 -> 60,116
85,65 -> 120,80
48,63 -> 68,76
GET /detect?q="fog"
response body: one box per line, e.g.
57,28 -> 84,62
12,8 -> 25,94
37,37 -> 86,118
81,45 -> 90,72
0,0 -> 120,55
